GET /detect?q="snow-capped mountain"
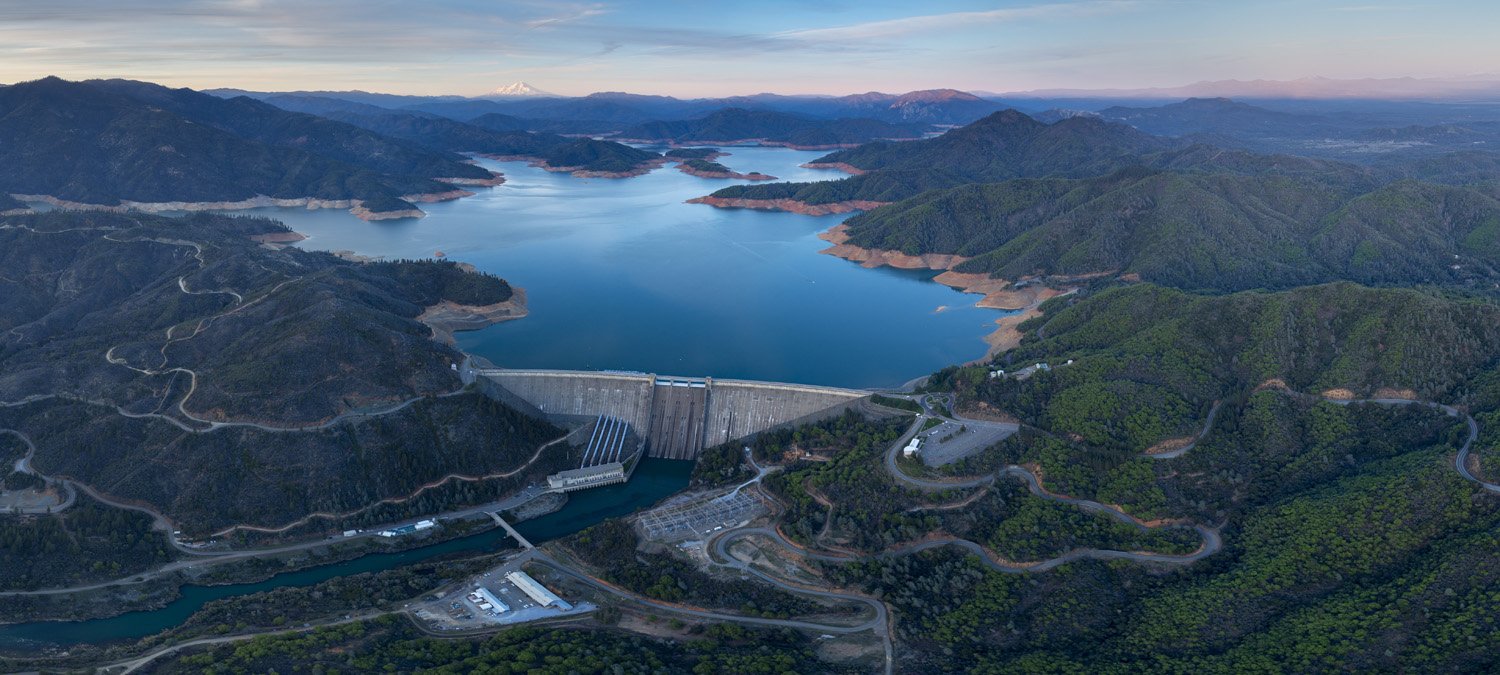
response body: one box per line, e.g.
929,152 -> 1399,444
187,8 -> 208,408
484,82 -> 554,98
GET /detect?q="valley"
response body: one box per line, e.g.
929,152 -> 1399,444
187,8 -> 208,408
3,63 -> 1500,673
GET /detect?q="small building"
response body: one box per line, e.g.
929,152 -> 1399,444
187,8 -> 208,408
507,570 -> 571,609
415,519 -> 436,530
903,437 -> 923,457
470,587 -> 509,613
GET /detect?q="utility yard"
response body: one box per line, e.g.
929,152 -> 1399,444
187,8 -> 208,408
638,489 -> 767,541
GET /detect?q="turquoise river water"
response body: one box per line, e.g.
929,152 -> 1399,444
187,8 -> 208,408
0,459 -> 692,651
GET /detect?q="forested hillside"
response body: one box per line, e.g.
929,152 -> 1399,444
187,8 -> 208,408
0,78 -> 496,216
706,111 -> 1172,205
856,281 -> 1500,671
839,168 -> 1500,291
0,210 -> 563,533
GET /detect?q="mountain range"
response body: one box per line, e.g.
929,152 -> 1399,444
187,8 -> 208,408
211,87 -> 1007,126
612,108 -> 928,149
990,75 -> 1500,101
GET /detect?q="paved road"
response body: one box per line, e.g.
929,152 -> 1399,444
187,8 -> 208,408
1271,390 -> 1497,494
1146,400 -> 1224,460
532,548 -> 889,637
0,439 -> 568,597
0,428 -> 76,514
99,611 -> 385,674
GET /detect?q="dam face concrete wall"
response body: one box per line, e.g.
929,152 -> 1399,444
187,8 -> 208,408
477,369 -> 866,460
700,380 -> 868,448
480,370 -> 654,433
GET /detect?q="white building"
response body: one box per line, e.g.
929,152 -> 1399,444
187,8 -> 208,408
471,586 -> 509,613
506,570 -> 571,609
903,436 -> 923,457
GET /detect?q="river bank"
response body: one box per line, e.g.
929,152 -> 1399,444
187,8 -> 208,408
0,458 -> 693,654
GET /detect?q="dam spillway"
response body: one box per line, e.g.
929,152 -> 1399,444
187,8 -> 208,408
477,368 -> 868,460
647,378 -> 711,460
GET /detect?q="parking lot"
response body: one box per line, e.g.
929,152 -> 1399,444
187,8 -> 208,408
915,419 -> 1018,467
412,559 -> 595,631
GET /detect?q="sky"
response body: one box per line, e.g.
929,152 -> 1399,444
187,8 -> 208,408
1,0 -> 1497,97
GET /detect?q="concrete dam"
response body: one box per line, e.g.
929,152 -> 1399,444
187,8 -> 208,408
475,369 -> 869,460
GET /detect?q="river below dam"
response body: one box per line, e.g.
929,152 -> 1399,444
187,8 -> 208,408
0,459 -> 693,651
1,145 -> 1008,653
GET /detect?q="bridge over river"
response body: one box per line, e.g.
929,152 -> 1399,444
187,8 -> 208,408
471,367 -> 869,460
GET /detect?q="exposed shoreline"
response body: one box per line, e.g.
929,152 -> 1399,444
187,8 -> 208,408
816,222 -> 1072,360
418,287 -> 530,344
800,161 -> 867,175
686,196 -> 890,215
610,138 -> 867,151
675,164 -> 777,181
248,231 -> 307,246
480,154 -> 668,179
6,171 -> 502,222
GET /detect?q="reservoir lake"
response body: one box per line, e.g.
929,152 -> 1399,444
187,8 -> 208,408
274,146 -> 1009,389
0,146 -> 1007,651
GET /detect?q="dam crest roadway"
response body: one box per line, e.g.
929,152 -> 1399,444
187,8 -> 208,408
470,367 -> 870,461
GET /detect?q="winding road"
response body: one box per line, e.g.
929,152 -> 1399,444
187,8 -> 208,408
1266,388 -> 1497,494
684,384 -> 1500,670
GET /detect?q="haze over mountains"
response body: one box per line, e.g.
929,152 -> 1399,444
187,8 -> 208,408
989,74 -> 1500,101
212,86 -> 1007,125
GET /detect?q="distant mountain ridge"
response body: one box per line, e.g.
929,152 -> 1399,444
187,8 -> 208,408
612,108 -> 927,149
210,86 -> 1003,126
989,75 -> 1500,101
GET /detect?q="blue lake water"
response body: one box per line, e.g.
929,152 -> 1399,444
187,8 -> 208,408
257,146 -> 1006,388
0,146 -> 1007,654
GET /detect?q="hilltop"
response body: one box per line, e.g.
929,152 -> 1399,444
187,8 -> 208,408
0,210 -> 563,533
696,110 -> 1172,211
834,168 -> 1500,292
0,78 -> 499,220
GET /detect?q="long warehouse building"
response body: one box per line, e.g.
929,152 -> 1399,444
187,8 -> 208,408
506,570 -> 571,609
